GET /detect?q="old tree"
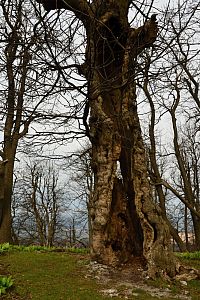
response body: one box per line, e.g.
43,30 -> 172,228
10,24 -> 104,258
34,0 -> 197,279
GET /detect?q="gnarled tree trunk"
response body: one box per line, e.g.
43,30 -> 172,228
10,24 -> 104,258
36,0 -> 191,279
84,2 -> 178,278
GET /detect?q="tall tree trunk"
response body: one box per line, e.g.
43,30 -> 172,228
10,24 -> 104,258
184,206 -> 189,250
36,0 -> 198,279
192,213 -> 200,250
0,121 -> 19,243
0,155 -> 15,243
88,81 -> 178,277
85,4 -> 178,278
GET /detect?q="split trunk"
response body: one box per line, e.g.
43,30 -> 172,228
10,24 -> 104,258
36,0 -> 181,278
84,2 -> 178,278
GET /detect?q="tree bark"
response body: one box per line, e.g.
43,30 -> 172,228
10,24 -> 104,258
0,159 -> 13,243
192,213 -> 200,250
37,0 -> 192,279
0,132 -> 20,243
83,2 -> 178,278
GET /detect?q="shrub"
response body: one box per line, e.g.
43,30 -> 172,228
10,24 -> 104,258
0,243 -> 12,253
66,247 -> 89,254
0,243 -> 56,253
0,276 -> 14,295
176,251 -> 200,260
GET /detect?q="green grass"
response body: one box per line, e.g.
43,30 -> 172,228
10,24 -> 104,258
0,248 -> 200,299
0,243 -> 56,254
176,251 -> 200,260
66,247 -> 89,254
0,243 -> 89,255
0,251 -> 119,300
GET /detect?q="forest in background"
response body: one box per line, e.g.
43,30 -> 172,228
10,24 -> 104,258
0,0 -> 199,281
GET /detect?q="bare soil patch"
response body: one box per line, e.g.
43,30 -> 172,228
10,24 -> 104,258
86,258 -> 193,299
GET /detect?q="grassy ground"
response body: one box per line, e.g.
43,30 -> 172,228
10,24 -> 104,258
1,251 -> 113,300
0,248 -> 200,299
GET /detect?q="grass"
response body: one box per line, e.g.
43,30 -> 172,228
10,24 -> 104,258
0,243 -> 80,254
0,243 -> 56,254
0,243 -> 89,255
0,247 -> 199,299
1,251 -> 116,300
176,251 -> 200,260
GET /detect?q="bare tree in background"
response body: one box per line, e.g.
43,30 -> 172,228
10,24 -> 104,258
13,160 -> 64,246
0,0 -> 38,242
66,145 -> 93,245
138,53 -> 187,252
0,0 -> 83,243
137,1 -> 200,251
